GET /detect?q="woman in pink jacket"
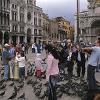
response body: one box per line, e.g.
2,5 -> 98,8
45,44 -> 59,100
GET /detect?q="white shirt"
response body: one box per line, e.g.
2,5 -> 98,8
16,56 -> 25,68
88,46 -> 100,66
78,52 -> 81,61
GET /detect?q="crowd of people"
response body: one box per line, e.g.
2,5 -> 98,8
0,37 -> 100,100
1,43 -> 28,82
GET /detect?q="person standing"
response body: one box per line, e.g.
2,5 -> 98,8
25,43 -> 29,54
32,43 -> 36,53
2,44 -> 11,81
83,39 -> 100,90
72,44 -> 86,78
9,44 -> 16,80
45,45 -> 59,100
16,52 -> 26,81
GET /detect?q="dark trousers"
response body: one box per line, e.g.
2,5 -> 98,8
48,75 -> 57,100
19,67 -> 25,79
67,61 -> 74,78
77,61 -> 85,77
25,49 -> 28,54
87,65 -> 96,90
32,48 -> 35,53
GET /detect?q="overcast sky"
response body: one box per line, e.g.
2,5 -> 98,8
37,0 -> 88,23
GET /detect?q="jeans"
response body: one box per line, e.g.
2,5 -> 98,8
77,61 -> 85,77
96,64 -> 99,71
19,67 -> 25,79
4,64 -> 9,80
87,64 -> 96,90
9,60 -> 15,78
48,75 -> 58,100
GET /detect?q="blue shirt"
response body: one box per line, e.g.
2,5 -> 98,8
88,46 -> 100,66
2,48 -> 10,65
9,48 -> 15,58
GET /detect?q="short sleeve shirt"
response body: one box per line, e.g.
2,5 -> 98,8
88,46 -> 100,66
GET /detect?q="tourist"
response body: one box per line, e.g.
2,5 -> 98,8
9,44 -> 16,80
45,44 -> 59,100
34,53 -> 44,77
16,52 -> 26,81
32,43 -> 36,53
2,44 -> 11,81
83,38 -> 100,90
73,44 -> 86,78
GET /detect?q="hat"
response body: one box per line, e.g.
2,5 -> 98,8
4,43 -> 10,47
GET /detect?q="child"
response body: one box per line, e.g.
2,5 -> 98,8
34,53 -> 44,77
16,52 -> 26,81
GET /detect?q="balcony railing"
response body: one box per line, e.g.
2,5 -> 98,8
0,25 -> 10,31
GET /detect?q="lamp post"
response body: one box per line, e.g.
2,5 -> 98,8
76,0 -> 80,42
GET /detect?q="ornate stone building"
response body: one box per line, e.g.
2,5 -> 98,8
75,0 -> 100,43
0,0 -> 10,44
49,18 -> 59,42
42,13 -> 50,43
9,0 -> 43,45
55,17 -> 71,41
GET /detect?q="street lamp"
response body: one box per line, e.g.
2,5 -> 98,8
76,0 -> 80,42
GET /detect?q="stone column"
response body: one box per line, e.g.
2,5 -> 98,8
2,32 -> 4,45
24,35 -> 27,43
17,36 -> 20,44
9,36 -> 12,44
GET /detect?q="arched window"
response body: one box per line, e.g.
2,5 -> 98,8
27,28 -> 31,35
27,12 -> 31,21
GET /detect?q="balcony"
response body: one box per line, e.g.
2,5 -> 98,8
0,25 -> 10,31
0,7 -> 10,12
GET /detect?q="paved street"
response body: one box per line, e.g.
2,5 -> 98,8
0,49 -> 100,100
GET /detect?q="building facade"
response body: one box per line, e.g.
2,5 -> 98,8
42,13 -> 50,43
0,0 -> 10,44
9,0 -> 43,45
55,17 -> 71,41
75,0 -> 100,43
49,18 -> 59,41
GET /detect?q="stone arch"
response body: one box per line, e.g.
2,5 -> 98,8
4,32 -> 9,44
91,20 -> 100,28
0,31 -> 3,44
27,28 -> 31,43
27,12 -> 31,21
27,28 -> 31,35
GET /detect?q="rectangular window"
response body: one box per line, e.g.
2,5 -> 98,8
4,14 -> 6,25
34,17 -> 37,26
38,19 -> 41,27
15,5 -> 17,9
20,13 -> 24,22
20,27 -> 24,32
14,12 -> 17,21
12,25 -> 18,32
7,0 -> 10,8
1,13 -> 2,25
12,11 -> 14,20
12,4 -> 14,8
7,14 -> 9,25
4,0 -> 5,7
39,30 -> 42,35
34,29 -> 37,35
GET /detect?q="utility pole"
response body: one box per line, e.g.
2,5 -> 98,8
76,0 -> 80,42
